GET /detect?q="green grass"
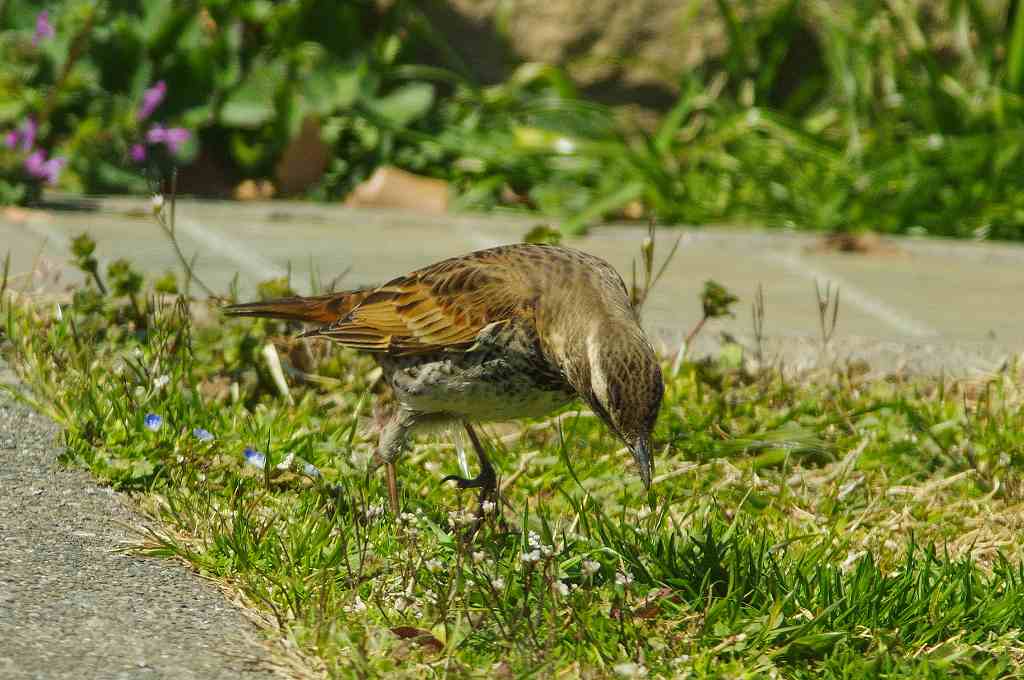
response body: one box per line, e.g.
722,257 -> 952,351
4,269 -> 1024,678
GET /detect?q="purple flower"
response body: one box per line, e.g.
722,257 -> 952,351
4,118 -> 37,152
144,413 -> 164,432
33,11 -> 54,45
24,150 -> 65,185
24,150 -> 46,175
129,143 -> 146,163
192,428 -> 214,442
137,81 -> 166,121
20,118 -> 36,152
162,127 -> 190,154
243,447 -> 266,469
146,125 -> 190,154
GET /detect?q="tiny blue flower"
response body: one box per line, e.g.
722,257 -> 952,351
302,462 -> 322,479
144,413 -> 163,432
192,428 -> 214,442
243,447 -> 266,469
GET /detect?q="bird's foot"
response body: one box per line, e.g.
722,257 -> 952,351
443,468 -> 500,540
441,467 -> 496,491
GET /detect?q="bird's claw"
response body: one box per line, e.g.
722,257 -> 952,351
441,470 -> 496,491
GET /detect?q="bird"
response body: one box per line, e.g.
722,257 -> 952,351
223,243 -> 664,514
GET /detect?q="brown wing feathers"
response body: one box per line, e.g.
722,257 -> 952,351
222,290 -> 371,324
223,249 -> 530,356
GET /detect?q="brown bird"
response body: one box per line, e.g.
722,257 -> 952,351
224,244 -> 664,513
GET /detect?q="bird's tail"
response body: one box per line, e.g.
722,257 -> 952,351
222,289 -> 371,324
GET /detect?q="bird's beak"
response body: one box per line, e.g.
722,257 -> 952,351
630,438 -> 653,490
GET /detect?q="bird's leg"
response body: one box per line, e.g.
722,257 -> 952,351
385,462 -> 399,515
372,407 -> 416,515
442,423 -> 497,516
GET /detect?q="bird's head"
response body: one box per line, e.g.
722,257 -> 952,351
569,318 -> 664,489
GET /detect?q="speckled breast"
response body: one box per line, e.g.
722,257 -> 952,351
379,320 -> 576,421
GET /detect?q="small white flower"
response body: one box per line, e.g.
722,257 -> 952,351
425,558 -> 443,572
448,508 -> 475,526
472,551 -> 486,563
275,452 -> 295,471
132,347 -> 144,358
346,595 -> 367,613
521,549 -> 542,564
481,500 -> 496,513
153,374 -> 171,390
151,194 -> 165,213
926,133 -> 944,150
491,576 -> 505,590
555,581 -> 570,597
553,137 -> 575,154
615,570 -> 634,587
365,503 -> 385,521
527,531 -> 541,548
582,560 -> 600,576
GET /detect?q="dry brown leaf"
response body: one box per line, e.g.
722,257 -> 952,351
390,626 -> 444,653
234,179 -> 276,201
345,166 -> 448,214
275,116 -> 330,195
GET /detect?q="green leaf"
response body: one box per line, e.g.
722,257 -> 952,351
220,59 -> 286,128
365,82 -> 435,128
302,61 -> 363,116
560,181 -> 644,234
1008,3 -> 1024,92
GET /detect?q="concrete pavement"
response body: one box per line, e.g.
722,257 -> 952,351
4,197 -> 1023,375
0,363 -> 276,679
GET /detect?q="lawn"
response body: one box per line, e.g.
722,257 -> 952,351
3,230 -> 1024,678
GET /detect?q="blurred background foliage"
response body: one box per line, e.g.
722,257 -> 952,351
3,0 -> 1024,239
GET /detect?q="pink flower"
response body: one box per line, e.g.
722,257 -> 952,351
137,81 -> 167,121
146,125 -> 190,154
33,11 -> 54,45
18,117 -> 37,152
24,150 -> 66,185
162,127 -> 190,153
129,143 -> 146,163
4,118 -> 39,152
24,150 -> 46,175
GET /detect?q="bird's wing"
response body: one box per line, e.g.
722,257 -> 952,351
304,252 -> 531,355
222,289 -> 372,324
